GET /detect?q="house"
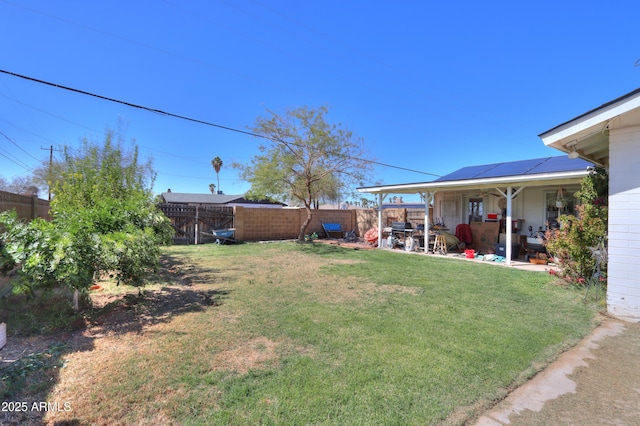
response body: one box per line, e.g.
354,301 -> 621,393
358,156 -> 594,263
358,87 -> 640,322
159,192 -> 286,208
540,87 -> 640,323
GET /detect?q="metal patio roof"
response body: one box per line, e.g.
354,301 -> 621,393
358,156 -> 594,195
435,156 -> 592,182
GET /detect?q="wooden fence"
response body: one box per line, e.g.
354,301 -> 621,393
0,190 -> 50,221
157,204 -> 234,244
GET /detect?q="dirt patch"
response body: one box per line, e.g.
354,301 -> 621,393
315,238 -> 376,251
211,336 -> 312,375
0,334 -> 63,363
248,248 -> 420,304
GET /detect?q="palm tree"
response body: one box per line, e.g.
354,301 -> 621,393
209,183 -> 216,194
211,156 -> 223,194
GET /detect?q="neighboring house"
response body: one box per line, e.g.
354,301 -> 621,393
358,155 -> 594,264
159,192 -> 286,208
540,87 -> 640,323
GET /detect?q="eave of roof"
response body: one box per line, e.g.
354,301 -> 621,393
539,87 -> 640,139
538,88 -> 640,167
358,169 -> 590,194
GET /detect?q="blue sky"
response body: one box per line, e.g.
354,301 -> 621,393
1,0 -> 639,202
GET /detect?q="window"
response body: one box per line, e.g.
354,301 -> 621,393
468,198 -> 483,223
545,189 -> 579,225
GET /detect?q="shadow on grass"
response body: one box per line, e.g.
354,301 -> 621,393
0,252 -> 230,425
88,286 -> 231,336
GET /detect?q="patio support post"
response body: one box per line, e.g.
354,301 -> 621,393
195,205 -> 199,245
505,186 -> 512,266
377,193 -> 387,249
496,186 -> 525,266
422,192 -> 434,253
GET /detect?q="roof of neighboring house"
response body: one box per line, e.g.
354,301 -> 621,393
357,156 -> 594,195
160,192 -> 286,206
161,192 -> 243,204
229,198 -> 287,206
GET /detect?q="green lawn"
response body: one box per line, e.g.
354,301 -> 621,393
17,242 -> 599,425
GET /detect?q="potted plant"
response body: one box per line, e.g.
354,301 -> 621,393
555,187 -> 566,208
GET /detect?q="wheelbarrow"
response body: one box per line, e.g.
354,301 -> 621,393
207,228 -> 237,244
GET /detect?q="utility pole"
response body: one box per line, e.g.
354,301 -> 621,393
40,145 -> 62,200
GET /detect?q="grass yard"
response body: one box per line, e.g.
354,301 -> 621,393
2,242 -> 599,425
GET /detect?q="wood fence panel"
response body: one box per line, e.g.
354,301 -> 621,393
0,190 -> 50,221
157,204 -> 233,244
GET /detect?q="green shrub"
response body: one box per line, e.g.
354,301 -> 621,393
545,167 -> 608,285
0,133 -> 174,297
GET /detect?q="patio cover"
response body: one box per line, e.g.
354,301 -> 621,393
358,156 -> 593,265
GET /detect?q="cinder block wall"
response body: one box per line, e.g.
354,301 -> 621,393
234,207 -> 301,241
307,209 -> 355,236
235,207 -> 363,241
355,209 -> 377,235
232,207 -> 428,242
382,208 -> 407,226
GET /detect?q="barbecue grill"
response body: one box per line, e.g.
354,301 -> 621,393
391,222 -> 413,231
390,222 -> 416,251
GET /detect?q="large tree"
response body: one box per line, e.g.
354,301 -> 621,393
0,130 -> 173,308
238,106 -> 372,241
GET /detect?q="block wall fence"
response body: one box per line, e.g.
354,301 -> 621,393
232,207 -> 416,241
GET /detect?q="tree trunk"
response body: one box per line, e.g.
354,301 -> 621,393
73,288 -> 79,311
298,205 -> 313,241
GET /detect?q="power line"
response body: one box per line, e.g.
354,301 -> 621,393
0,68 -> 440,177
0,149 -> 29,170
0,130 -> 35,170
0,129 -> 40,162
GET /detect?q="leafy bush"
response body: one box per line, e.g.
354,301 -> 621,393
545,167 -> 608,285
0,132 -> 174,297
545,204 -> 607,283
